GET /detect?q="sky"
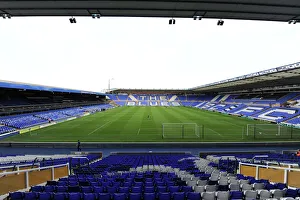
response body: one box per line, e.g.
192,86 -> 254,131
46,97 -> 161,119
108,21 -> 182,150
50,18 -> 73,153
0,17 -> 299,93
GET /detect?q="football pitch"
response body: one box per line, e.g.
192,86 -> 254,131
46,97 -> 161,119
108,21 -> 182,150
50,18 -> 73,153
4,106 -> 295,142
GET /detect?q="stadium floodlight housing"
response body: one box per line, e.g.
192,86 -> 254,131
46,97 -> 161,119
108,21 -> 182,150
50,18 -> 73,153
288,20 -> 297,24
217,19 -> 224,26
92,14 -> 101,19
2,14 -> 11,19
69,17 -> 76,23
169,19 -> 175,25
193,15 -> 202,20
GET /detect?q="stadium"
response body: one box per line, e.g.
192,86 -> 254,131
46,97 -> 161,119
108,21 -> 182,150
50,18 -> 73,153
1,0 -> 300,199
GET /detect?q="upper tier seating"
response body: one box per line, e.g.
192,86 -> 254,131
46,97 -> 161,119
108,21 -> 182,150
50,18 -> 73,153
0,104 -> 112,129
0,125 -> 16,135
117,95 -> 129,101
0,115 -> 48,129
252,108 -> 300,123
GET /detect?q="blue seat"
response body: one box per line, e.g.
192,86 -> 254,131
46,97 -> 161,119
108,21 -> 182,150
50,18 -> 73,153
79,181 -> 90,186
23,192 -> 38,200
187,192 -> 201,200
157,186 -> 167,192
53,193 -> 67,200
123,182 -> 132,187
173,192 -> 185,200
145,187 -> 155,193
38,192 -> 52,200
98,193 -> 111,200
56,186 -> 68,193
285,189 -> 298,198
265,183 -> 276,190
132,186 -> 142,193
276,183 -> 287,190
119,187 -> 130,193
69,181 -> 79,186
68,186 -> 80,193
144,193 -> 156,200
129,193 -> 142,200
83,193 -> 96,200
31,186 -> 44,192
44,186 -> 55,192
114,193 -> 127,200
90,182 -> 99,186
158,192 -> 171,200
218,185 -> 229,191
68,193 -> 81,200
57,181 -> 67,186
93,186 -> 104,193
59,178 -> 68,181
156,181 -> 165,186
81,186 -> 93,193
46,181 -> 57,186
107,186 -> 117,193
169,186 -> 180,193
182,186 -> 193,192
9,192 -> 23,200
145,182 -> 154,187
102,182 -> 112,187
134,182 -> 143,187
230,191 -> 243,200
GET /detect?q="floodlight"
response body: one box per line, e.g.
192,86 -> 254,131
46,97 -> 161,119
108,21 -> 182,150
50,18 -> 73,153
217,19 -> 224,26
69,17 -> 76,23
193,15 -> 202,20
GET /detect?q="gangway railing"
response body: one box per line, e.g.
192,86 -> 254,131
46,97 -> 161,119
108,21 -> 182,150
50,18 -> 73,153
0,163 -> 69,195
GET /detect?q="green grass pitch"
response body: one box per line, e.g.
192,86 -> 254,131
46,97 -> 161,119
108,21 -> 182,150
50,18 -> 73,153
4,106 -> 296,142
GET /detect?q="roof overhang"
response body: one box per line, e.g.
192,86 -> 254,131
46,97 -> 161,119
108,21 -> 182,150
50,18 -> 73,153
191,62 -> 300,93
0,79 -> 105,95
0,0 -> 300,22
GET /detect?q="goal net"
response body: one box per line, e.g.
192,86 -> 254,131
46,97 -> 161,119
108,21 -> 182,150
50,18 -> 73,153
162,123 -> 202,139
244,124 -> 300,139
29,128 -> 37,136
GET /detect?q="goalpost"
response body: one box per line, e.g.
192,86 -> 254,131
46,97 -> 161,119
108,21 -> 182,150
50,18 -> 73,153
244,124 -> 298,139
162,123 -> 203,139
29,128 -> 37,136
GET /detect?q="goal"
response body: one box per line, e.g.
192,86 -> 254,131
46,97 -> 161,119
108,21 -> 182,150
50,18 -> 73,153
244,124 -> 300,139
162,123 -> 203,139
29,128 -> 37,136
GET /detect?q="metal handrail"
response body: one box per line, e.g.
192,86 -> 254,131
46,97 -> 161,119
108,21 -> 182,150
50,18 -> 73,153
0,163 -> 69,176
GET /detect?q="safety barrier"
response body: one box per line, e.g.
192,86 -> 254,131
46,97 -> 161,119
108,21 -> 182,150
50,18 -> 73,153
0,163 -> 69,195
239,162 -> 300,188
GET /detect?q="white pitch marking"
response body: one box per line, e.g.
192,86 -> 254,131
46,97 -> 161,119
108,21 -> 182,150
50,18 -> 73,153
137,128 -> 141,135
88,121 -> 111,135
206,127 -> 223,137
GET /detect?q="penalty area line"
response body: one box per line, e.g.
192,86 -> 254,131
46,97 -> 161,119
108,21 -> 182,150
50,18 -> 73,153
88,121 -> 111,135
206,127 -> 223,137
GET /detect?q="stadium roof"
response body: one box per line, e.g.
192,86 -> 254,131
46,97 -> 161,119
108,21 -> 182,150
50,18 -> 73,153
0,79 -> 105,95
191,62 -> 300,93
113,62 -> 300,94
1,0 -> 300,22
